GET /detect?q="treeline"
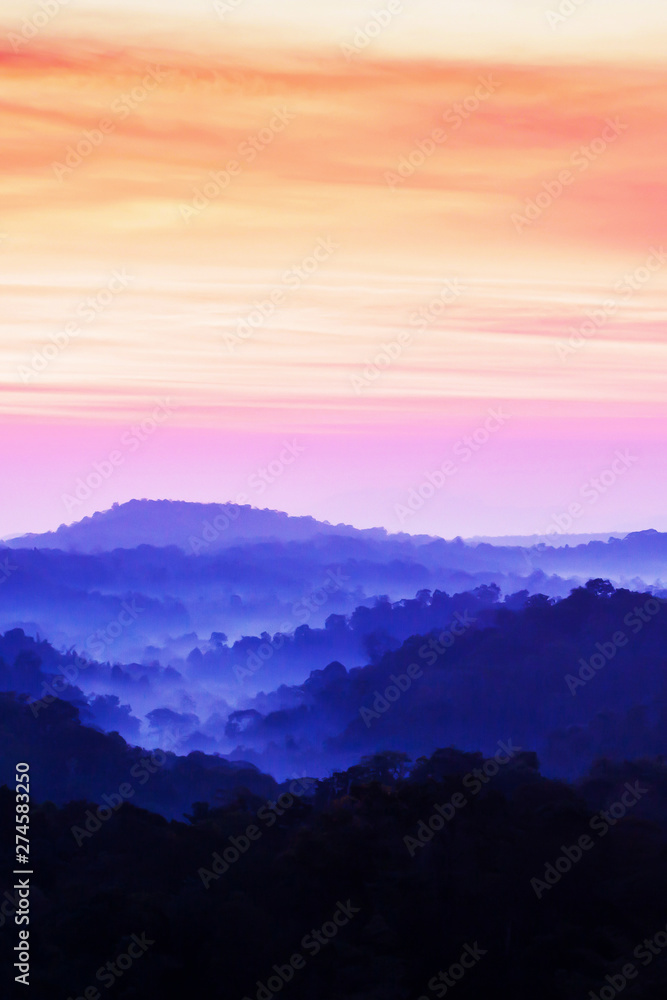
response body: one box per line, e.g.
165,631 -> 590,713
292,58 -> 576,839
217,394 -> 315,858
0,693 -> 277,819
1,745 -> 667,998
3,581 -> 667,780
213,580 -> 667,780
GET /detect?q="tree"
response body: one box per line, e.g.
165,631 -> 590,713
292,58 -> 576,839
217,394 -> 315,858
585,578 -> 615,598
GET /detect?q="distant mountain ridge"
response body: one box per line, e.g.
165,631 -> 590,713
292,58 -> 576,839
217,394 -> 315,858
2,499 -> 435,554
2,498 -> 633,555
467,531 -> 626,547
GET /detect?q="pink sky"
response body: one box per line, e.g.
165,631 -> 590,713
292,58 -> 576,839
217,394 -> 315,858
0,4 -> 666,538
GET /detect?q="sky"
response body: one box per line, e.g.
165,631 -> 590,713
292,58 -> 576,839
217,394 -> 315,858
1,0 -> 666,538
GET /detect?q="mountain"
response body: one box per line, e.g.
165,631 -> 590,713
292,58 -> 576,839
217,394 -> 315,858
0,690 -> 280,820
466,531 -> 625,546
1,498 -> 434,554
4,580 -> 667,783
1,501 -> 664,668
2,501 -> 662,587
1,500 -> 643,566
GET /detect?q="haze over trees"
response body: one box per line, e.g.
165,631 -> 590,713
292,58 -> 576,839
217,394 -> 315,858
3,502 -> 667,998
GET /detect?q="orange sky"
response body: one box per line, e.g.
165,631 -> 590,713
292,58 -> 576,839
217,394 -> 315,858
0,4 -> 666,536
2,43 -> 666,421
